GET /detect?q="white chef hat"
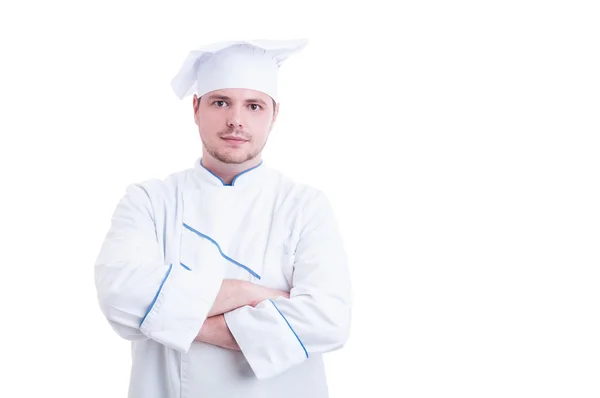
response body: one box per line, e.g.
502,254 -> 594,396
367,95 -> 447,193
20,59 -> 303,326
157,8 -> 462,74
170,39 -> 308,102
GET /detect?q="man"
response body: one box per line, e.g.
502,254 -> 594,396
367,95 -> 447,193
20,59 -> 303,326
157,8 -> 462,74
94,39 -> 352,398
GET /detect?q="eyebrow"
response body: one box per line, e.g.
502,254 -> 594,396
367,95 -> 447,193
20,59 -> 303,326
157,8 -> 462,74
245,98 -> 268,106
206,94 -> 232,102
206,95 -> 267,106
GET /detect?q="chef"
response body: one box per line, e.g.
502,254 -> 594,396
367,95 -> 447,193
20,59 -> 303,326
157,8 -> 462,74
94,38 -> 352,398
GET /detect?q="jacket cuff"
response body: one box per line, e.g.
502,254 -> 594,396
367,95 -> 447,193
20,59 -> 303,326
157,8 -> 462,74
224,299 -> 308,379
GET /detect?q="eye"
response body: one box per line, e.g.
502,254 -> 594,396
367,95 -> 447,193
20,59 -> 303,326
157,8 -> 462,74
214,100 -> 228,107
249,104 -> 262,111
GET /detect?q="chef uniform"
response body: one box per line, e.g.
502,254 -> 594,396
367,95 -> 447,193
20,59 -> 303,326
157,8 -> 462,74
94,39 -> 352,398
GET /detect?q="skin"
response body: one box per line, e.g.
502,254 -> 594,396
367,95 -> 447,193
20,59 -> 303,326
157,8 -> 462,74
193,88 -> 280,185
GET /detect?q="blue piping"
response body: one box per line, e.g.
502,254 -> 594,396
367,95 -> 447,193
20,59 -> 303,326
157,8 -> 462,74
139,263 -> 173,327
183,223 -> 261,279
180,262 -> 191,271
200,158 -> 263,186
269,299 -> 309,358
231,161 -> 263,186
201,164 -> 227,185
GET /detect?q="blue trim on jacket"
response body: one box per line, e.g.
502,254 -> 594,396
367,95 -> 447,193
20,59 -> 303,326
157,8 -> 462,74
139,263 -> 173,327
269,299 -> 309,358
180,262 -> 191,271
200,158 -> 263,186
183,223 -> 261,279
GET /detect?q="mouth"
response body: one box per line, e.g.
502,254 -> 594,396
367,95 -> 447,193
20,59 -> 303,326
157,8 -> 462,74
221,137 -> 249,145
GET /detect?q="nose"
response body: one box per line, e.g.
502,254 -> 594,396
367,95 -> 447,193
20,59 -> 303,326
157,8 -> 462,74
226,107 -> 243,129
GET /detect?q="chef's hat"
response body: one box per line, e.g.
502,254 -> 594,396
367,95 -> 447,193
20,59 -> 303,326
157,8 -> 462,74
171,39 -> 308,102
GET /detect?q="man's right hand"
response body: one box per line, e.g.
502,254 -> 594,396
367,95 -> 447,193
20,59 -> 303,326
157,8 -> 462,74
207,279 -> 289,317
247,284 -> 290,307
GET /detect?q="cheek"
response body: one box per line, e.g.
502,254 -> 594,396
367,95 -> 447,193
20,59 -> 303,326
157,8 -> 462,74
198,113 -> 223,135
249,115 -> 273,140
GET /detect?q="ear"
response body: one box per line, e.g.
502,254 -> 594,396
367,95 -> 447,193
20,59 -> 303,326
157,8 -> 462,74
193,94 -> 200,125
268,102 -> 280,133
272,102 -> 280,124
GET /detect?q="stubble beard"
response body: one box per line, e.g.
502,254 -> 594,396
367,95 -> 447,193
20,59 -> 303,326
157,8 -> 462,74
202,130 -> 268,165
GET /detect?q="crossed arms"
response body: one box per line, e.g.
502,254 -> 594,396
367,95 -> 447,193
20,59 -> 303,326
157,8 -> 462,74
94,182 -> 351,379
196,280 -> 290,351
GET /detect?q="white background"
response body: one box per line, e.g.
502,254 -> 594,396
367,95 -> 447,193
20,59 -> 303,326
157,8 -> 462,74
1,1 -> 599,397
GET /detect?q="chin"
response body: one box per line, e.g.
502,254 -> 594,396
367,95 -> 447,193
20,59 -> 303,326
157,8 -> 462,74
214,151 -> 254,165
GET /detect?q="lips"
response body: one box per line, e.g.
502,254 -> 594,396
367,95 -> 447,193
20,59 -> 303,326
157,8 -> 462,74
222,136 -> 248,142
222,137 -> 248,147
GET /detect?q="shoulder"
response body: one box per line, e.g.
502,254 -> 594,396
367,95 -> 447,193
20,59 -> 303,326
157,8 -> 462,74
122,166 -> 193,205
265,165 -> 333,213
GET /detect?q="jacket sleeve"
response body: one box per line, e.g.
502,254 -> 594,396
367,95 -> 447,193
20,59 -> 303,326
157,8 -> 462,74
223,190 -> 352,379
94,182 -> 223,353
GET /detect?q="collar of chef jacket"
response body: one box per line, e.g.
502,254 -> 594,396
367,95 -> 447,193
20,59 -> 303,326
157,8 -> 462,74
192,157 -> 268,188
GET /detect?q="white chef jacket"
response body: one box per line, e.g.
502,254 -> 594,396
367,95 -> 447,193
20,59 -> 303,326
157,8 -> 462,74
94,157 -> 352,398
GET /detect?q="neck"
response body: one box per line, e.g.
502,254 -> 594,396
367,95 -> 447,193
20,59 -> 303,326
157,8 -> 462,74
201,153 -> 262,185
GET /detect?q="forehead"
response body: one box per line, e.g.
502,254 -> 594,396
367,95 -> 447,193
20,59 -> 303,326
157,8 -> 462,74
205,88 -> 272,102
